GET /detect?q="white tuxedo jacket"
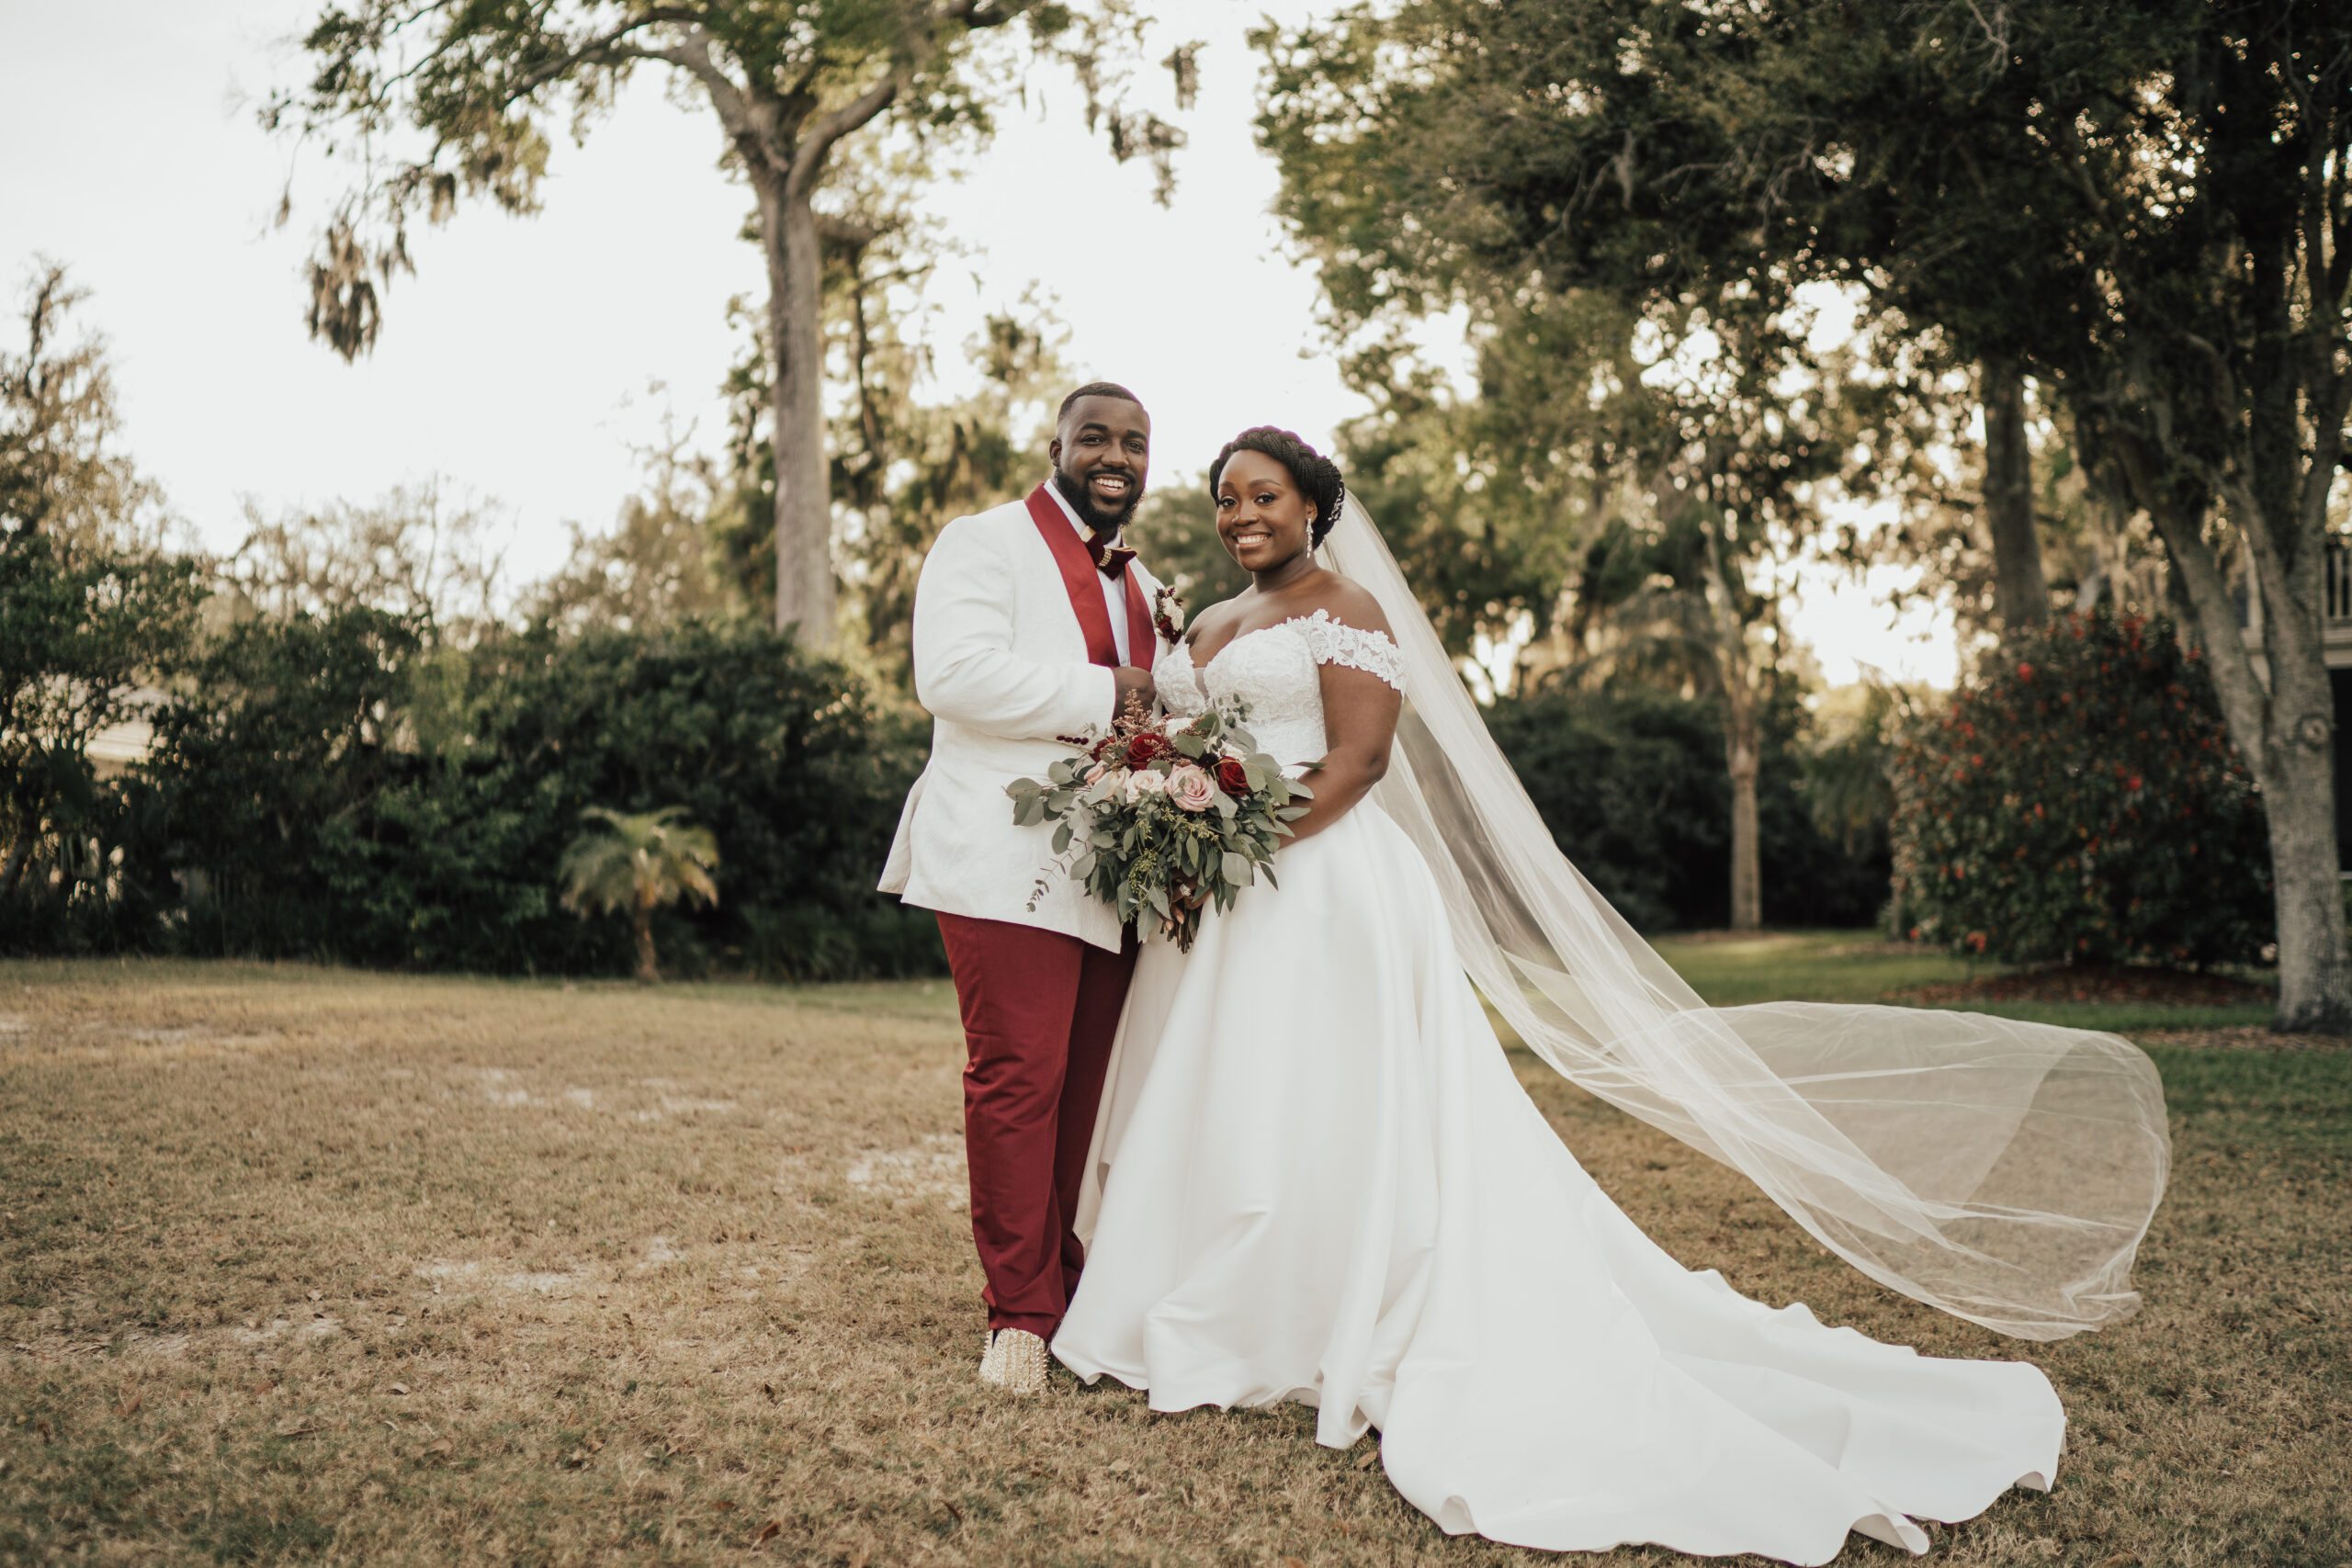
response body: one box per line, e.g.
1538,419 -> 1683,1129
878,492 -> 1165,952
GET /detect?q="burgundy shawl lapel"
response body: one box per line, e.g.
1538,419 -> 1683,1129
1025,483 -> 1152,668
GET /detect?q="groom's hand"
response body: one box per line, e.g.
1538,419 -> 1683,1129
1113,664 -> 1157,722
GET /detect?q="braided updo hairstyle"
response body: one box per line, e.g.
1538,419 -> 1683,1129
1207,426 -> 1347,547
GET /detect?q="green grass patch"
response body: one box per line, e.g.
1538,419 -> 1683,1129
1652,929 -> 1994,1006
1653,929 -> 2285,1036
1899,999 -> 2281,1032
2143,1043 -> 2352,1159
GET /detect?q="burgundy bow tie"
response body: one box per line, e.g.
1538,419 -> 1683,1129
1093,539 -> 1136,579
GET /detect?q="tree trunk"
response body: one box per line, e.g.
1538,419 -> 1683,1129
633,903 -> 660,986
2238,526 -> 2348,1032
1697,512 -> 1763,931
676,39 -> 902,649
757,175 -> 835,645
2120,439 -> 2352,1033
1982,356 -> 2048,634
2258,733 -> 2348,1031
1725,698 -> 1761,931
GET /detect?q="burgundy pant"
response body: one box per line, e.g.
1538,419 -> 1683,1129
936,912 -> 1138,1337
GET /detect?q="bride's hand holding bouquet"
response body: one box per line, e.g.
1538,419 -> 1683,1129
1007,693 -> 1310,952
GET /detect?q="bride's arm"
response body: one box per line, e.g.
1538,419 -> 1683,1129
1284,595 -> 1404,844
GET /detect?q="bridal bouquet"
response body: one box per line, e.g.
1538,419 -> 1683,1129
1008,696 -> 1312,952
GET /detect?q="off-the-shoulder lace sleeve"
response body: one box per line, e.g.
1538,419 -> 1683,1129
1298,608 -> 1406,691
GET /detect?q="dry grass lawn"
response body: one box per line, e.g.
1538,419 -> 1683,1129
2,958 -> 2346,1567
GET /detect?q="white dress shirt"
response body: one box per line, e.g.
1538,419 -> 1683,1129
1042,474 -> 1132,665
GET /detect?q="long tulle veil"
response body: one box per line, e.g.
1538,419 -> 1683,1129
1319,495 -> 2171,1339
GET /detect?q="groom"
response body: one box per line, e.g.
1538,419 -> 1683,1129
878,383 -> 1166,1393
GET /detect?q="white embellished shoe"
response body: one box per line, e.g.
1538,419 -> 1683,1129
976,1327 -> 1048,1394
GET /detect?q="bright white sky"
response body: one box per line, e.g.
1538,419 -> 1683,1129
0,0 -> 1956,686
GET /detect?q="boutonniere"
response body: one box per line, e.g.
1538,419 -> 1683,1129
1151,584 -> 1185,644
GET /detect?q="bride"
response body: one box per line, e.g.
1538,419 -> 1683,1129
1048,428 -> 2172,1563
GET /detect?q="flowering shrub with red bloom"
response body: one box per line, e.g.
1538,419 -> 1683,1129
1891,609 -> 2272,967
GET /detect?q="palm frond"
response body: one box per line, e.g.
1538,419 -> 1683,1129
558,806 -> 721,918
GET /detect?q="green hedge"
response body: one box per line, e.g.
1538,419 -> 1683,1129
9,604 -> 1902,967
1487,682 -> 1891,932
19,614 -> 943,979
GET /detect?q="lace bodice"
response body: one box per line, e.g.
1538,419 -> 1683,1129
1158,609 -> 1407,768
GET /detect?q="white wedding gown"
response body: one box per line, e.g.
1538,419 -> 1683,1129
1051,613 -> 2064,1564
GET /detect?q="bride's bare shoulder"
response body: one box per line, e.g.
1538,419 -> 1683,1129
1303,575 -> 1392,637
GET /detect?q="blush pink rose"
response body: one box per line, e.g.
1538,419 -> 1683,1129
1168,764 -> 1216,813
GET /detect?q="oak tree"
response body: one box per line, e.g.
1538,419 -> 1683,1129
269,1 -> 1194,646
1611,0 -> 2352,1028
1261,0 -> 2352,1027
1257,6 -> 1873,930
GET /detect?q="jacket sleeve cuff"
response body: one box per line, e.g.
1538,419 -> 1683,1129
1060,664 -> 1117,736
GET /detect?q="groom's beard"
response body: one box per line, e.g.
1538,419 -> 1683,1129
1052,466 -> 1142,537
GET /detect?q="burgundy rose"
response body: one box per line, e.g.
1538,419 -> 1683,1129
1214,756 -> 1250,795
1126,732 -> 1172,768
1092,735 -> 1123,764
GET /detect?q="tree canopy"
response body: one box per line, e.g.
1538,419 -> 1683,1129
270,1 -> 1197,645
1256,4 -> 1902,928
0,267 -> 204,908
1254,0 -> 2352,1024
